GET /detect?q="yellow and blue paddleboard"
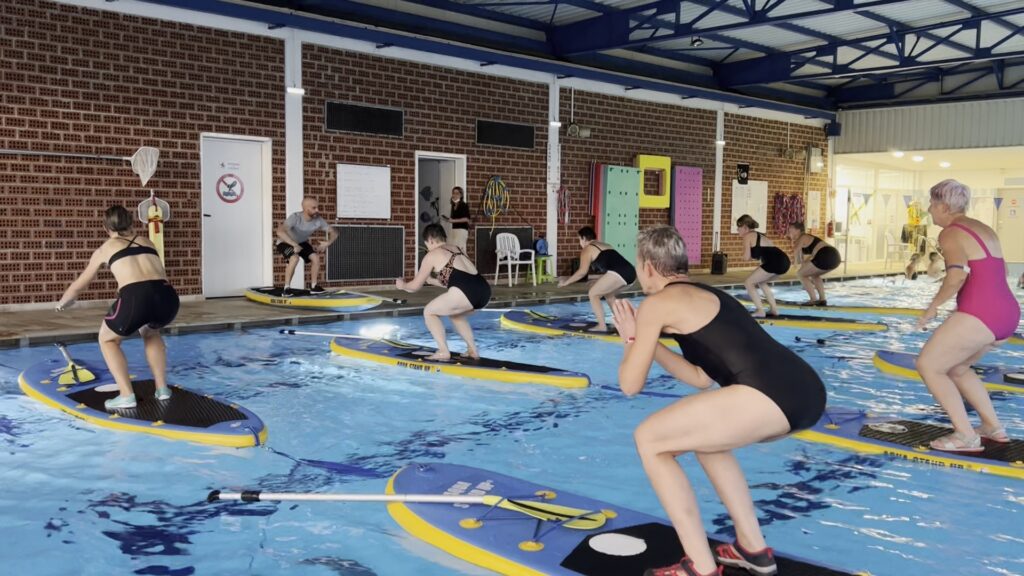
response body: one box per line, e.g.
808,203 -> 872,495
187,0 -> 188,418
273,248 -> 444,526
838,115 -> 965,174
245,286 -> 381,312
736,296 -> 920,317
500,310 -> 677,346
387,462 -> 864,575
18,355 -> 267,448
329,337 -> 590,388
1010,332 -> 1023,347
795,408 -> 1024,480
873,349 -> 1024,394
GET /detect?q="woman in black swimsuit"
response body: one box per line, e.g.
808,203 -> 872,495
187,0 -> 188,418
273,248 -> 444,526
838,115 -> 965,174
558,226 -> 636,332
56,206 -> 180,411
396,224 -> 491,361
736,215 -> 790,318
787,221 -> 841,306
612,226 -> 825,576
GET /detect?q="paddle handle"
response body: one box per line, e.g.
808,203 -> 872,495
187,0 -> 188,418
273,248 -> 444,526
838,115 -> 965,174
55,342 -> 74,364
208,490 -> 487,505
344,289 -> 407,305
279,329 -> 366,340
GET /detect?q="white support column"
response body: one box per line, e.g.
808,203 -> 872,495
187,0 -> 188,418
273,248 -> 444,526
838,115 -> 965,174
285,32 -> 305,288
712,110 -> 725,252
546,79 -> 561,277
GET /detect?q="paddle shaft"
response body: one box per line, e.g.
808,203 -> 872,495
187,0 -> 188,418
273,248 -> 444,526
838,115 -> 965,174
343,289 -> 406,304
795,336 -> 916,355
209,490 -> 490,504
55,342 -> 74,365
280,329 -> 370,341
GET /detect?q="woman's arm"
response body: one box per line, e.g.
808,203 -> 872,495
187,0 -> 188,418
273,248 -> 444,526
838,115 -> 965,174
916,229 -> 968,326
792,236 -> 804,265
558,246 -> 595,287
741,233 -> 753,260
651,344 -> 713,389
396,252 -> 438,292
57,248 -> 106,308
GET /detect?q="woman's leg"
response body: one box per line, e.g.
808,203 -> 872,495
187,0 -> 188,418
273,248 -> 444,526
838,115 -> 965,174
634,385 -> 790,574
138,325 -> 169,392
587,273 -> 627,331
98,321 -> 134,398
796,262 -> 816,302
422,289 -> 474,360
916,312 -> 996,439
745,268 -> 776,317
449,308 -> 479,358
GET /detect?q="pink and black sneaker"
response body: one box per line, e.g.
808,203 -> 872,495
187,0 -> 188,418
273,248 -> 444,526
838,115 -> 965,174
644,557 -> 723,576
714,541 -> 778,575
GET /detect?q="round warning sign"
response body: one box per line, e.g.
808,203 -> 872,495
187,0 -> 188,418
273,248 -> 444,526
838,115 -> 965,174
216,173 -> 244,204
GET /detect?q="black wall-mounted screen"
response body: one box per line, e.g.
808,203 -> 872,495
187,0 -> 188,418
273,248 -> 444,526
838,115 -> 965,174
325,102 -> 404,137
326,225 -> 404,281
476,120 -> 534,149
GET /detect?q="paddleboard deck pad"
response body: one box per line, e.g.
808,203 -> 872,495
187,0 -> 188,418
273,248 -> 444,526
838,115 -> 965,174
796,408 -> 1024,480
18,357 -> 266,448
751,312 -> 886,332
500,310 -> 677,346
874,349 -> 1024,394
330,337 -> 590,388
387,462 -> 862,576
244,286 -> 381,312
736,297 -> 920,317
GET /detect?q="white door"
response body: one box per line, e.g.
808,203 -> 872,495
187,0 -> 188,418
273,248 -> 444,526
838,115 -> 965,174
201,135 -> 272,297
996,190 -> 1024,263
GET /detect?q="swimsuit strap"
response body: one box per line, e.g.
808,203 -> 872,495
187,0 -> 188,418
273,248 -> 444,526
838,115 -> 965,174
754,232 -> 762,247
948,223 -> 992,258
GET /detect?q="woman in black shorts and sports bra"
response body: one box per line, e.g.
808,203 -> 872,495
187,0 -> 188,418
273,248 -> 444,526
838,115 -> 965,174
787,221 -> 841,306
558,226 -> 637,332
56,206 -> 180,411
612,226 -> 825,576
396,224 -> 491,361
736,215 -> 790,318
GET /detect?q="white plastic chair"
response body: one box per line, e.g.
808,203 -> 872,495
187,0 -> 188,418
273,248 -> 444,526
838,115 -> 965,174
884,231 -> 909,269
494,233 -> 536,287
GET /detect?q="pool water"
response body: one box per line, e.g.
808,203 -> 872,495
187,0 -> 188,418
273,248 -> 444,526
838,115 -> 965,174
0,276 -> 1021,576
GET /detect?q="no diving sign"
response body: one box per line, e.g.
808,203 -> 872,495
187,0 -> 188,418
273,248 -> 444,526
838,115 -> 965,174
216,173 -> 244,204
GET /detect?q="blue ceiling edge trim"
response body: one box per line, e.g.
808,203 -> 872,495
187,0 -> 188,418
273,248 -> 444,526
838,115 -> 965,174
837,89 -> 1024,110
136,0 -> 837,120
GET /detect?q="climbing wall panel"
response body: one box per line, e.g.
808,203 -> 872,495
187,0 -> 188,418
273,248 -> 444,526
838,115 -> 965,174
602,165 -> 641,266
670,166 -> 703,266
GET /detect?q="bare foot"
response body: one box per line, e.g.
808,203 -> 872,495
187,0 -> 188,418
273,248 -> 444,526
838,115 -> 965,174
751,311 -> 766,319
424,353 -> 451,362
588,325 -> 609,333
464,350 -> 480,360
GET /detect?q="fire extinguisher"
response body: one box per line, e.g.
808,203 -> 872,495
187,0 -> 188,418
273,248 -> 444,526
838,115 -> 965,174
826,220 -> 834,238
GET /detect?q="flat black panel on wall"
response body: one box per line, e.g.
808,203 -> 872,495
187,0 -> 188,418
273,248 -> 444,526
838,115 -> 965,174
327,225 -> 404,281
325,101 -> 404,137
475,226 -> 533,278
476,120 -> 535,149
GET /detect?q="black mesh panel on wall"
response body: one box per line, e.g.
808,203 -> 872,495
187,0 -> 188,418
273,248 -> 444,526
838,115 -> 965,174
326,225 -> 404,281
474,226 -> 533,277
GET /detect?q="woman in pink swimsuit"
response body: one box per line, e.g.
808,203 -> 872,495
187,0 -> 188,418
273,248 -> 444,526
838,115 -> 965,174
915,179 -> 1020,452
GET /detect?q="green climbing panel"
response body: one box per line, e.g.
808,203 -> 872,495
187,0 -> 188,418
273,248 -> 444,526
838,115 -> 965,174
602,165 -> 641,266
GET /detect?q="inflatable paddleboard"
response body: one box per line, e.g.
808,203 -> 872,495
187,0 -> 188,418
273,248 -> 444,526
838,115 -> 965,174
1010,333 -> 1023,347
736,297 -> 920,317
18,356 -> 267,448
874,350 -> 1024,394
752,313 -> 886,332
386,462 -> 864,576
795,408 -> 1024,480
245,286 -> 381,312
329,337 -> 590,388
500,310 -> 677,346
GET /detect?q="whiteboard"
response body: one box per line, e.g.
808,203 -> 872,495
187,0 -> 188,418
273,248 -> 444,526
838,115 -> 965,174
730,180 -> 768,233
337,164 -> 391,219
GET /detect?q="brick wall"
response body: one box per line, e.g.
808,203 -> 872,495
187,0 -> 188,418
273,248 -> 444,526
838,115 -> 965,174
301,45 -> 549,282
0,0 -> 285,305
558,87 -> 829,273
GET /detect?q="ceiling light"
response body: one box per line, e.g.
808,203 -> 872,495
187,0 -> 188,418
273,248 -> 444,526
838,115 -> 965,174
912,155 -> 924,162
939,161 -> 951,168
715,139 -> 726,146
549,120 -> 562,128
690,36 -> 704,47
891,151 -> 904,158
286,86 -> 305,95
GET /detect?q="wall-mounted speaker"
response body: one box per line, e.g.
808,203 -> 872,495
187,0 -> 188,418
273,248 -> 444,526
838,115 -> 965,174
737,163 -> 749,185
825,122 -> 842,137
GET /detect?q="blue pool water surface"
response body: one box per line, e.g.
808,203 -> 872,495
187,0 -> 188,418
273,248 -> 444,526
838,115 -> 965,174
0,276 -> 1021,576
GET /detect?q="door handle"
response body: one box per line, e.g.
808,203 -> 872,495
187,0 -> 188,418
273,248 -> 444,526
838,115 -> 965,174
203,213 -> 212,217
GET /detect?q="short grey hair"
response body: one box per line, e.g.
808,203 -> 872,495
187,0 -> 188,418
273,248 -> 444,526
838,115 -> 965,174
929,179 -> 970,213
637,226 -> 689,276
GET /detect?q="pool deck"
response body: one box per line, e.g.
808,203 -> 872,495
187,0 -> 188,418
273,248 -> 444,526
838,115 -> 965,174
0,262 -> 904,348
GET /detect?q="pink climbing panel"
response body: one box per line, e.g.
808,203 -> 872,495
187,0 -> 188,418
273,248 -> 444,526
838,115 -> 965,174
671,166 -> 703,265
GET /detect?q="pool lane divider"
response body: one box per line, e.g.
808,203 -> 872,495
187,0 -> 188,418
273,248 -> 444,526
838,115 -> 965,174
281,329 -> 591,388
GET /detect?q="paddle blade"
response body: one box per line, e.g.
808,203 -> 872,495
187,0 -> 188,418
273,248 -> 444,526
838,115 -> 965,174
482,495 -> 606,530
57,362 -> 96,385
